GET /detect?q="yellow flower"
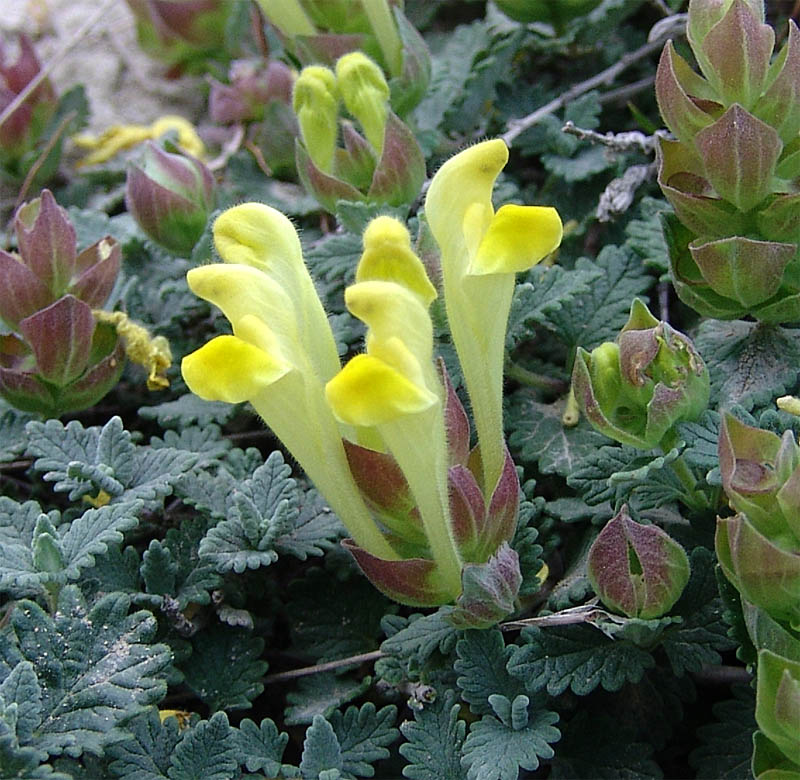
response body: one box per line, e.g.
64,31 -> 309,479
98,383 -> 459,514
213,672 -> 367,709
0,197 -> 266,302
292,66 -> 339,173
425,138 -> 563,495
181,203 -> 397,561
74,115 -> 205,167
326,217 -> 463,599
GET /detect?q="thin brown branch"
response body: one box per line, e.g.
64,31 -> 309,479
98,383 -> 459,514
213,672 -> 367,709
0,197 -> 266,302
263,650 -> 384,685
501,34 -> 671,146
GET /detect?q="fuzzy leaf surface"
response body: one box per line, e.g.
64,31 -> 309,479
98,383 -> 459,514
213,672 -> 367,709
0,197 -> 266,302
507,625 -> 655,696
26,417 -> 197,507
399,690 -> 466,780
6,587 -> 169,757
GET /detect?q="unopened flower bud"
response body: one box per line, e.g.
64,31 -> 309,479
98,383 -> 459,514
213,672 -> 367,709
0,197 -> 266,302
335,52 -> 390,156
588,505 -> 690,620
126,141 -> 215,255
293,65 -> 338,173
572,299 -> 709,449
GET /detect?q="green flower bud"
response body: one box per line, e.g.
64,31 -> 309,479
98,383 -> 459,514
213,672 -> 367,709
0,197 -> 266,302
587,505 -> 690,620
126,141 -> 215,255
572,299 -> 709,449
718,414 -> 800,549
335,52 -> 390,156
292,65 -> 339,173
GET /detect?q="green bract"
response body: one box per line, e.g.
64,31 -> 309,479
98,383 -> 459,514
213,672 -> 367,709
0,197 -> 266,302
656,0 -> 800,322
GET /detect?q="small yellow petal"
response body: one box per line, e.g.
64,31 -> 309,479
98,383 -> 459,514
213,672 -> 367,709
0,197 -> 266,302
326,353 -> 437,426
150,115 -> 205,159
357,216 -> 437,305
74,125 -> 152,166
470,204 -> 563,275
181,335 -> 289,403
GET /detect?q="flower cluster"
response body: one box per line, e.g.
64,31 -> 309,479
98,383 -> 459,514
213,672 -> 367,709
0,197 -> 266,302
656,0 -> 800,322
182,139 -> 562,625
716,414 -> 800,776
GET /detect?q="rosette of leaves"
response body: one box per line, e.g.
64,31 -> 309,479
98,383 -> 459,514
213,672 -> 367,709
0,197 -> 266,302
656,0 -> 800,322
0,190 -> 123,417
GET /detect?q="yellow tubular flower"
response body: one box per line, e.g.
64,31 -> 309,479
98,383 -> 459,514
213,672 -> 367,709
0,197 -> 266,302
326,222 -> 463,599
425,139 -> 563,497
181,203 -> 397,562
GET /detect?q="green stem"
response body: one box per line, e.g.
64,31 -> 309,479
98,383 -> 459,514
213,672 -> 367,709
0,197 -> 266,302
505,359 -> 569,394
660,429 -> 710,512
361,0 -> 402,77
254,0 -> 315,36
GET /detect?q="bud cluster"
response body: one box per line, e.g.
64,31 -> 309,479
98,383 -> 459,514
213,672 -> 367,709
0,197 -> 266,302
571,298 -> 710,450
715,414 -> 800,777
257,0 -> 431,116
0,191 -> 124,417
656,0 -> 800,322
291,52 -> 424,213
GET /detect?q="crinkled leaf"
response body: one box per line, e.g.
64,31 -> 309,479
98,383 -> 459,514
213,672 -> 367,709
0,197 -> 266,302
234,717 -> 292,776
380,610 -> 459,675
106,707 -> 182,779
161,515 -> 221,609
1,660 -> 43,743
167,711 -> 238,780
695,320 -> 800,412
507,394 -> 609,478
461,708 -> 560,780
300,714 -> 343,779
454,630 -> 525,716
538,246 -> 653,351
181,624 -> 266,712
274,490 -> 343,561
285,673 -> 372,727
0,498 -> 141,596
330,703 -> 398,777
8,587 -> 169,757
399,690 -> 466,780
26,417 -> 197,507
506,264 -> 603,350
507,625 -> 655,696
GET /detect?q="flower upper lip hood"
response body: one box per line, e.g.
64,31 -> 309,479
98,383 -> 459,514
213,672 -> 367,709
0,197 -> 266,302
424,138 -> 563,494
